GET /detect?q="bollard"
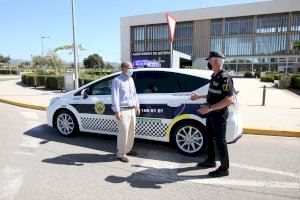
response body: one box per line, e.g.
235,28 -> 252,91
262,85 -> 266,106
34,76 -> 37,88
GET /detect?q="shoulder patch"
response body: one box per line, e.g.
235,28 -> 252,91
222,84 -> 230,91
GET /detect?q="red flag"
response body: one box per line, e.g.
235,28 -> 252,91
166,13 -> 176,43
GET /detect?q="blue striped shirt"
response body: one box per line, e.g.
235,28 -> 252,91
111,73 -> 139,112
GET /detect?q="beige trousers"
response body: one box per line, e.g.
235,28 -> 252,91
116,108 -> 136,158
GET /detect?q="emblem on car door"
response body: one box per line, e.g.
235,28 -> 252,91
94,101 -> 105,115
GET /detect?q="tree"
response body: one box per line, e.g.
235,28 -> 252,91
32,52 -> 65,74
293,40 -> 300,51
105,63 -> 114,70
54,44 -> 86,53
18,61 -> 31,68
83,54 -> 105,69
0,55 -> 10,64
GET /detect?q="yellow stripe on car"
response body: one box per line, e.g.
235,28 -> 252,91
166,114 -> 191,139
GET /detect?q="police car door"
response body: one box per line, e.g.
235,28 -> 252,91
76,75 -> 118,135
133,70 -> 185,141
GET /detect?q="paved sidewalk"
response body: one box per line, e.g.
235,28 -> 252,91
0,78 -> 60,108
0,77 -> 299,134
234,78 -> 300,132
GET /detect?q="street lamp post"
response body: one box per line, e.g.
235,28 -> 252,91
41,35 -> 50,56
114,53 -> 120,63
71,0 -> 79,89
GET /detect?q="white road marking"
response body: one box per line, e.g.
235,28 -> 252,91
134,152 -> 300,190
20,111 -> 39,120
14,136 -> 42,155
20,136 -> 41,149
134,149 -> 181,179
231,162 -> 300,179
183,178 -> 300,189
0,167 -> 24,200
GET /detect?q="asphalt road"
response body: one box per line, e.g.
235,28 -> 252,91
0,102 -> 299,200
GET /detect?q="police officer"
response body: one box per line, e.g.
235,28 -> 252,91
190,51 -> 234,177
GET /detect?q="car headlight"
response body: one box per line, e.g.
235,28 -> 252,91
49,97 -> 59,106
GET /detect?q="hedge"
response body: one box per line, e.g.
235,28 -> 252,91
0,69 -> 19,74
45,76 -> 64,90
291,76 -> 300,89
79,78 -> 94,87
260,75 -> 275,82
21,74 -> 64,90
244,72 -> 253,78
21,70 -> 111,90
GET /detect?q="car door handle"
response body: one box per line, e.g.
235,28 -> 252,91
167,102 -> 182,107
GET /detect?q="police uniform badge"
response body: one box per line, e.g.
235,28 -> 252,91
222,84 -> 230,91
94,101 -> 105,115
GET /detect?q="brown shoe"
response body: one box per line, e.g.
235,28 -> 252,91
117,156 -> 129,163
127,150 -> 137,156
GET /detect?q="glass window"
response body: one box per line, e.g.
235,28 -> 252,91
133,42 -> 145,52
224,37 -> 253,56
225,18 -> 253,35
255,35 -> 286,55
146,25 -> 168,40
174,73 -> 209,92
211,20 -> 223,36
88,76 -> 116,95
175,22 -> 193,38
133,71 -> 181,94
291,13 -> 300,32
132,26 -> 145,41
143,22 -> 193,55
256,15 -> 288,33
211,38 -> 223,52
173,39 -> 193,56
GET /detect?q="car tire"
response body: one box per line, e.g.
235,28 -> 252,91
55,110 -> 79,137
172,123 -> 207,156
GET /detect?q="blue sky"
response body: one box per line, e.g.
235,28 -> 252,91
0,0 -> 267,63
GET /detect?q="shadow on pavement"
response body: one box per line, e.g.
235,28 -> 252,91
105,165 -> 211,189
23,124 -> 203,164
42,153 -> 116,166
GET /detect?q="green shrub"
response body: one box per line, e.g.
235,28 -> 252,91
244,72 -> 253,78
21,73 -> 64,90
45,76 -> 64,90
291,76 -> 300,89
279,73 -> 293,89
260,76 -> 274,82
254,71 -> 261,78
273,74 -> 280,80
0,69 -> 19,74
21,74 -> 28,84
27,75 -> 35,86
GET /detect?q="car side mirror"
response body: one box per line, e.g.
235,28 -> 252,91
81,88 -> 89,99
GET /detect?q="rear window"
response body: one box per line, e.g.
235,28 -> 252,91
175,73 -> 209,92
133,71 -> 181,94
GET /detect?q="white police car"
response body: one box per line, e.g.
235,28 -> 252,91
47,68 -> 243,156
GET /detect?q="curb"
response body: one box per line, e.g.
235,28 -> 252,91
243,128 -> 300,138
0,98 -> 299,137
0,98 -> 46,111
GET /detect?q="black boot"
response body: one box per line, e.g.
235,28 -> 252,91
196,160 -> 216,168
208,167 -> 229,177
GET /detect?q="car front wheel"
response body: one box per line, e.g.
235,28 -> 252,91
172,123 -> 207,156
55,110 -> 79,137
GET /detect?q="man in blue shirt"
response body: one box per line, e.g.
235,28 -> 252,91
111,61 -> 140,162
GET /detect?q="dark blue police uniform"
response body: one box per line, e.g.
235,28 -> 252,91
206,69 -> 234,171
